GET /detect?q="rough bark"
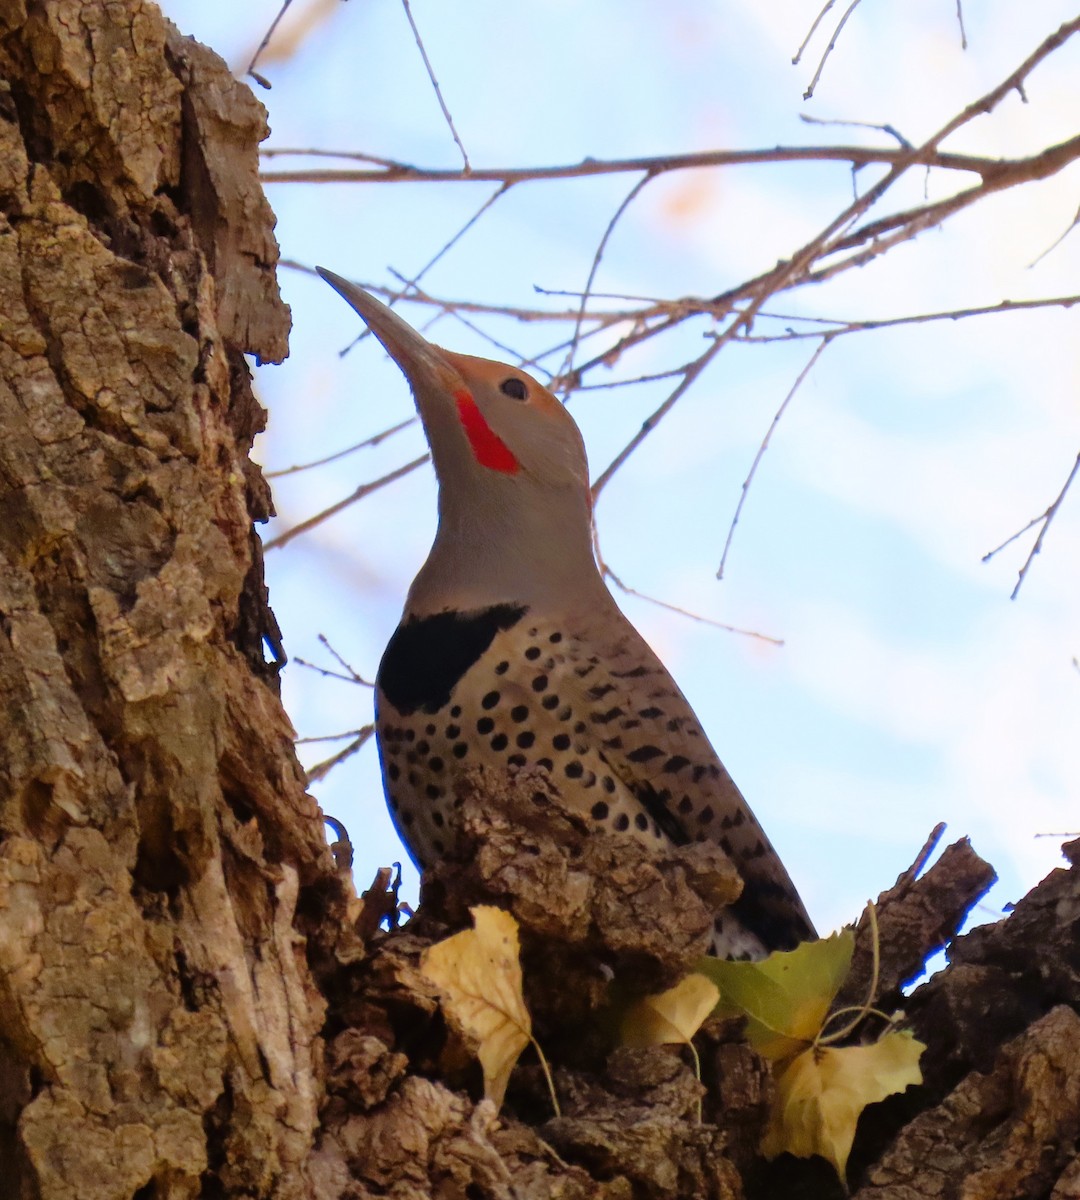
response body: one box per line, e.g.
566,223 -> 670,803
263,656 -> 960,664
0,3 -> 337,1197
2,3 -> 1079,1199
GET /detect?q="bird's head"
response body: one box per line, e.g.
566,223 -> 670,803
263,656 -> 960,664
318,269 -> 590,498
319,268 -> 598,611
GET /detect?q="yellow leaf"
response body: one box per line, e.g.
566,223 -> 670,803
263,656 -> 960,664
695,929 -> 855,1061
761,1029 -> 925,1179
419,905 -> 531,1109
621,973 -> 720,1049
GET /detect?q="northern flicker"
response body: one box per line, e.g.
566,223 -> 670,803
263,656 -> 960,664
318,268 -> 815,959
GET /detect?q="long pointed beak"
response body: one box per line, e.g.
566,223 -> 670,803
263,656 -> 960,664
317,268 -> 458,391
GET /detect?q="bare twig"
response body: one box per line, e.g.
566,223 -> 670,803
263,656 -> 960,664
802,0 -> 866,100
246,0 -> 293,88
590,338 -> 725,502
304,724 -> 377,785
560,171 -> 654,393
281,260 -> 636,325
400,0 -> 470,171
800,112 -> 912,149
298,728 -> 373,745
264,455 -> 429,551
793,0 -> 839,66
736,295 -> 1080,343
955,0 -> 969,51
266,418 -> 415,479
1028,202 -> 1080,268
260,142 -> 1004,186
717,336 -> 833,580
395,183 -> 511,296
982,451 -> 1080,599
387,267 -> 541,366
317,633 -> 374,686
601,560 -> 784,646
294,634 -> 375,687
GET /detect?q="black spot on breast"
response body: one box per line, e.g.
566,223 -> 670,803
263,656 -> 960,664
627,744 -> 663,764
377,604 -> 528,715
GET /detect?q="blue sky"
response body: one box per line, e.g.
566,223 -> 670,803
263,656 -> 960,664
163,0 -> 1080,940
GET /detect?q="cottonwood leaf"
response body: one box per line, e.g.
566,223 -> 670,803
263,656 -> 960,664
620,973 -> 720,1049
696,929 -> 855,1060
761,1029 -> 925,1179
419,905 -> 531,1109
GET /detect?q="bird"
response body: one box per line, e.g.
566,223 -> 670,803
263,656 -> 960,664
318,267 -> 815,959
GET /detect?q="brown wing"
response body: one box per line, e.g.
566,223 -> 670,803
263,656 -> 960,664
555,605 -> 815,952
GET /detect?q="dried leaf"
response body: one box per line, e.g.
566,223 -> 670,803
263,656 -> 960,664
696,929 -> 855,1060
420,905 -> 531,1108
761,1029 -> 925,1178
621,973 -> 720,1049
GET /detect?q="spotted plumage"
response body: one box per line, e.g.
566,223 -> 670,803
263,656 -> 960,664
319,268 -> 815,959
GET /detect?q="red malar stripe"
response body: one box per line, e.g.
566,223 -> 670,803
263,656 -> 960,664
454,390 -> 520,474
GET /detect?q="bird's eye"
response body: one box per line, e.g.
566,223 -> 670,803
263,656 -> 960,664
500,377 -> 528,401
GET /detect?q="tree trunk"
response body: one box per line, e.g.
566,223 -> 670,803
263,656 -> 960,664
1,4 -> 1078,1200
0,3 -> 333,1196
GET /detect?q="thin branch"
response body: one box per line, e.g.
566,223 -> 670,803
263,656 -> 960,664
400,0 -> 470,171
590,338 -> 725,502
264,455 -> 429,551
1028,202 -> 1080,268
281,260 -> 637,325
802,0 -> 866,100
294,635 -> 375,687
260,142 -> 1003,186
560,172 -> 653,394
297,727 -> 373,745
387,267 -> 542,366
331,185 -> 514,358
246,0 -> 293,88
266,417 -> 415,479
793,0 -> 839,66
955,0 -> 969,51
800,112 -> 912,150
735,295 -> 1080,343
717,336 -> 834,580
982,451 -> 1080,599
305,724 -> 377,785
396,183 -> 511,293
601,561 -> 784,647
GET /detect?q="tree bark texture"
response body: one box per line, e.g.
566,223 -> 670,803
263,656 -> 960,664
2,4 -> 1079,1200
0,3 -> 336,1197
